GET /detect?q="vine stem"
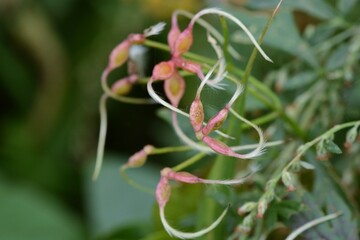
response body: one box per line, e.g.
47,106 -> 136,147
283,120 -> 360,174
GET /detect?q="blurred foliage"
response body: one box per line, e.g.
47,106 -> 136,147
0,0 -> 360,239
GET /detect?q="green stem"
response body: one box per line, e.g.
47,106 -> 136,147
220,16 -> 233,67
172,152 -> 207,172
151,145 -> 193,155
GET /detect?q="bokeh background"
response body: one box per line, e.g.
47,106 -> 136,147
1,0 -> 360,239
0,0 -> 205,239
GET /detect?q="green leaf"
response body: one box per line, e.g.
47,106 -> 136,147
274,200 -> 302,219
288,155 -> 359,240
0,179 -> 84,240
338,0 -> 358,14
244,0 -> 336,20
324,140 -> 343,154
282,71 -> 316,90
84,155 -> 160,238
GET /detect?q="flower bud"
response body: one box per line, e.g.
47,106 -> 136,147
173,27 -> 193,57
111,79 -> 132,96
173,58 -> 204,79
202,136 -> 232,156
156,176 -> 171,209
281,171 -> 295,192
189,97 -> 204,134
344,125 -> 359,148
168,16 -> 180,53
126,145 -> 154,168
161,168 -> 200,184
316,140 -> 328,160
108,40 -> 131,71
202,107 -> 229,136
237,202 -> 257,216
111,75 -> 138,96
256,199 -> 268,218
128,33 -> 145,44
164,73 -> 185,107
151,61 -> 175,80
236,214 -> 254,234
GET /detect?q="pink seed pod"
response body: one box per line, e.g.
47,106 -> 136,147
108,40 -> 131,71
202,107 -> 229,136
173,58 -> 204,79
161,168 -> 201,184
111,75 -> 138,96
168,15 -> 181,53
164,72 -> 185,107
202,136 -> 233,156
156,176 -> 171,209
173,27 -> 193,57
151,61 -> 175,80
189,97 -> 204,134
126,145 -> 154,168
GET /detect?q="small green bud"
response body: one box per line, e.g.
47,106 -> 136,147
256,199 -> 268,218
237,202 -> 257,216
345,124 -> 359,148
282,171 -> 295,192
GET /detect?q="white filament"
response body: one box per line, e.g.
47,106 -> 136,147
160,205 -> 229,239
190,8 -> 273,63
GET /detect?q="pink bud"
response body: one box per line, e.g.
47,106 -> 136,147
108,40 -> 131,71
173,27 -> 193,57
202,136 -> 233,156
173,58 -> 204,79
168,15 -> 181,53
151,61 -> 175,80
202,136 -> 253,159
164,72 -> 185,107
128,33 -> 145,44
111,75 -> 138,96
126,145 -> 154,168
156,176 -> 171,209
189,97 -> 204,134
202,107 -> 229,136
161,167 -> 200,184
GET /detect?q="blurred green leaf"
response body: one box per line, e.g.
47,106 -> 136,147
84,155 -> 160,238
324,140 -> 343,154
245,0 -> 336,20
338,0 -> 358,14
288,155 -> 358,240
283,71 -> 316,90
326,44 -> 350,71
0,179 -> 84,240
